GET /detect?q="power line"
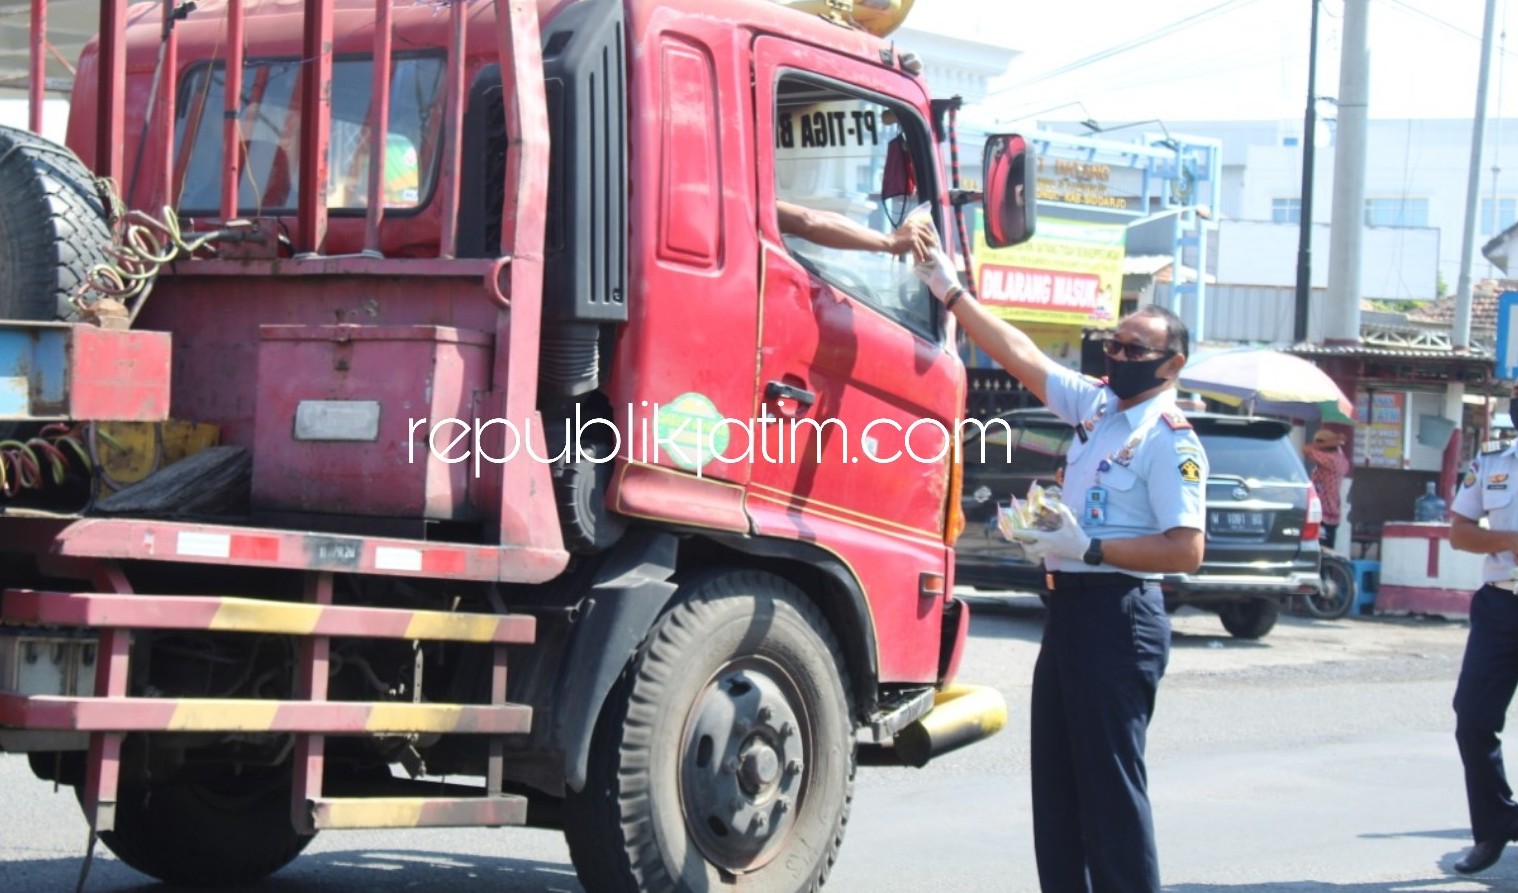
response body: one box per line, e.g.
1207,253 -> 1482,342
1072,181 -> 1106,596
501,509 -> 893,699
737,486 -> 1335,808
1067,45 -> 1296,95
991,50 -> 1303,124
989,0 -> 1265,94
1380,0 -> 1518,58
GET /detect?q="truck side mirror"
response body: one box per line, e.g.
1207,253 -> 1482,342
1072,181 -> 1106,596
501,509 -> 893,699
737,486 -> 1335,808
982,134 -> 1036,248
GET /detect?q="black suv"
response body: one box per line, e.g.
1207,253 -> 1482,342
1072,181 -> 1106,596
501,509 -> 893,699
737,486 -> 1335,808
956,408 -> 1323,639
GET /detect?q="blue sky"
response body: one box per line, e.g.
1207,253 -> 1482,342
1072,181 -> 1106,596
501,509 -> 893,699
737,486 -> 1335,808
917,0 -> 1506,124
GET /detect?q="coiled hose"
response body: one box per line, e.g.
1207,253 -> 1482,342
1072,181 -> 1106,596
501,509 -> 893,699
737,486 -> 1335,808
70,179 -> 251,323
0,424 -> 88,499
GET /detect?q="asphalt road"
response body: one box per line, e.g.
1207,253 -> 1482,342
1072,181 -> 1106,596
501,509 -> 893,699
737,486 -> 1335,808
0,594 -> 1496,892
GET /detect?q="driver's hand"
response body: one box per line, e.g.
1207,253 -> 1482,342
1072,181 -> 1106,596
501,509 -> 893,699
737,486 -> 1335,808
913,248 -> 963,302
891,216 -> 936,263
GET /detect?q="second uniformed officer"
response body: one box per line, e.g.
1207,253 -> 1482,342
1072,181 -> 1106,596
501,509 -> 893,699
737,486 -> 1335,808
916,250 -> 1206,893
1448,407 -> 1518,875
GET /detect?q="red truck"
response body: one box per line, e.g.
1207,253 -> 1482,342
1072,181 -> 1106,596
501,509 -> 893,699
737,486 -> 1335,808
0,0 -> 1033,889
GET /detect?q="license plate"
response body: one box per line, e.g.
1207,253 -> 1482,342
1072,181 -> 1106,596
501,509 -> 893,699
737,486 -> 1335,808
1210,511 -> 1267,534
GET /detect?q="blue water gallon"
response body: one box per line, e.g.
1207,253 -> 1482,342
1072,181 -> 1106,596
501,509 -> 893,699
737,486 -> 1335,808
1413,481 -> 1447,522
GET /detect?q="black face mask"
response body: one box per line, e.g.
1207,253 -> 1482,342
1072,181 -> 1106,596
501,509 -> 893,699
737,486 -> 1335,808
1105,353 -> 1173,400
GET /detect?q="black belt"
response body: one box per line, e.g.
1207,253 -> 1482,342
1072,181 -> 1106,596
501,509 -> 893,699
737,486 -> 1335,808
1044,571 -> 1145,592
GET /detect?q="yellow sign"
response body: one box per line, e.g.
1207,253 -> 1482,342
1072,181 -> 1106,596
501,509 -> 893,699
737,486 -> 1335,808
1034,156 -> 1142,211
973,215 -> 1126,328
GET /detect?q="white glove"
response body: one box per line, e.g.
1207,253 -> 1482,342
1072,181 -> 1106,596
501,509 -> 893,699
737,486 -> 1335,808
1018,537 -> 1052,566
914,248 -> 963,302
1017,502 -> 1092,563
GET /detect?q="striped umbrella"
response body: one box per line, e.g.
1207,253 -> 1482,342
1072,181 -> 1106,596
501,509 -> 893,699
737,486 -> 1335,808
1179,347 -> 1355,423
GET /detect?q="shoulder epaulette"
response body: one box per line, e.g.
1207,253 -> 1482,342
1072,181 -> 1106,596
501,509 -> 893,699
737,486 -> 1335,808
1161,411 -> 1192,430
1482,440 -> 1510,455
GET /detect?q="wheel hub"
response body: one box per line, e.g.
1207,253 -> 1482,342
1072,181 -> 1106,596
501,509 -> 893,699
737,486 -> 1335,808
681,665 -> 808,872
738,740 -> 780,793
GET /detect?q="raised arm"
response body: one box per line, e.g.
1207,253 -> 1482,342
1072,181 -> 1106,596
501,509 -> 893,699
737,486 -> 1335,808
915,249 -> 1057,404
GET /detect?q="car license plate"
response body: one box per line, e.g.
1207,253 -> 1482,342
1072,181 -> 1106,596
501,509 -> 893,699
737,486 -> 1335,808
1210,511 -> 1267,534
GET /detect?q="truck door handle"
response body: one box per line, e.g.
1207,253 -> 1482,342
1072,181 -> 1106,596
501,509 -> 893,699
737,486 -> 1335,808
764,381 -> 816,408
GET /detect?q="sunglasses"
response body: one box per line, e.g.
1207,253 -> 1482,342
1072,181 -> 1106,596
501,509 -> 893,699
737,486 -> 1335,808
1101,338 -> 1173,361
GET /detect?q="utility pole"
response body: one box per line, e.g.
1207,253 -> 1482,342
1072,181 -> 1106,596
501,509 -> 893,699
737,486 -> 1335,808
1293,0 -> 1322,345
1454,0 -> 1501,351
1325,0 -> 1369,345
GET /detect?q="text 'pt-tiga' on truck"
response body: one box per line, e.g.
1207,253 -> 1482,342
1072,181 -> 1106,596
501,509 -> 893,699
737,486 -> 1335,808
0,0 -> 1037,889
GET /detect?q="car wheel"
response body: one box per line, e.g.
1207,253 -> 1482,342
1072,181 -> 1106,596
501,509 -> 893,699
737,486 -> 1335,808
564,569 -> 855,893
1218,599 -> 1279,639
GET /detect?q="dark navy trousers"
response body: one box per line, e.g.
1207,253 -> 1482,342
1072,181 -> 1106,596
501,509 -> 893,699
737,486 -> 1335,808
1032,574 -> 1170,893
1455,584 -> 1518,843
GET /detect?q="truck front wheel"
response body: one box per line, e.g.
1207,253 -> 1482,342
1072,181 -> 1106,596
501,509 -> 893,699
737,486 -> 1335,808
565,569 -> 855,893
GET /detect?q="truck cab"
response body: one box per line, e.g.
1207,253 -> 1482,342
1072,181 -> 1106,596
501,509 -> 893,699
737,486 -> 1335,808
0,0 -> 1034,889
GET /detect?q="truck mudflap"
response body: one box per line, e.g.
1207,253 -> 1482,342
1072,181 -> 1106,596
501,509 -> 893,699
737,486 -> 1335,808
0,572 -> 537,834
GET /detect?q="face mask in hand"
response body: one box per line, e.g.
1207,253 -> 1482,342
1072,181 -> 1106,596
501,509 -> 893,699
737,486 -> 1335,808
1105,353 -> 1173,400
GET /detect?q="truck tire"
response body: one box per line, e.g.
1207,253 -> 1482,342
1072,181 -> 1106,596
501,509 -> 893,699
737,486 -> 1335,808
564,569 -> 855,893
0,124 -> 113,320
1218,598 -> 1279,640
79,753 -> 315,887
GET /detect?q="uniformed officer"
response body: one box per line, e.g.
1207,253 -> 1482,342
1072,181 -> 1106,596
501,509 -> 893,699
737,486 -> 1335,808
1448,409 -> 1518,874
916,250 -> 1207,893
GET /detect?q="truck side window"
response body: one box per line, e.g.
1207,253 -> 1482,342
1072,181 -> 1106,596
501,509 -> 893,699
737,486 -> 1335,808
772,77 -> 935,337
175,55 -> 444,215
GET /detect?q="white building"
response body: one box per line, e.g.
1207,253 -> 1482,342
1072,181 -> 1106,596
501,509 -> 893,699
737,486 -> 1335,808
1159,117 -> 1518,296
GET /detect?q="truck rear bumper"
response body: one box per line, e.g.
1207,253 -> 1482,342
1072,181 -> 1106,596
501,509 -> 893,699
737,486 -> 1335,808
3,516 -> 569,584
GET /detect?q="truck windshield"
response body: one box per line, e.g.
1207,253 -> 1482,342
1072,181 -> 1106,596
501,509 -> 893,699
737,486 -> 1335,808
174,55 -> 444,215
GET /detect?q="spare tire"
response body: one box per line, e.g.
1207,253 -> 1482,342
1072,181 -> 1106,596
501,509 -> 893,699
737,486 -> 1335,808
0,125 -> 114,320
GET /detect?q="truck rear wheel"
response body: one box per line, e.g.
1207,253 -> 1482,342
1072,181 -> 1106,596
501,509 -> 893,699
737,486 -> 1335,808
78,747 -> 314,887
565,569 -> 855,893
0,125 -> 113,320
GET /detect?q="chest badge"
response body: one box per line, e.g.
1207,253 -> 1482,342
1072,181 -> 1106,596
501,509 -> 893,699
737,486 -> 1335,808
1114,436 -> 1140,467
